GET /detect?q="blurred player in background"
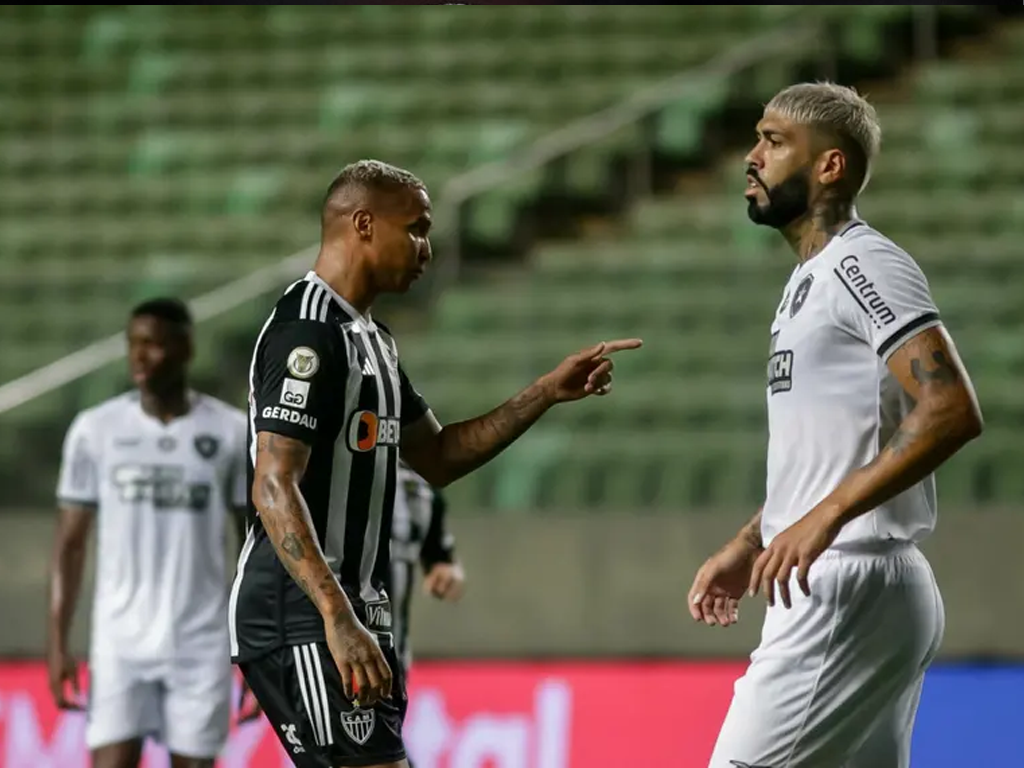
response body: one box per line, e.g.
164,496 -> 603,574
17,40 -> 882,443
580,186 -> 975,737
391,460 -> 465,678
688,83 -> 984,768
231,159 -> 640,768
47,298 -> 255,768
391,461 -> 464,768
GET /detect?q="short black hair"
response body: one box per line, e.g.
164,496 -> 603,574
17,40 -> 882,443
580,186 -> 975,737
130,297 -> 193,328
323,159 -> 425,212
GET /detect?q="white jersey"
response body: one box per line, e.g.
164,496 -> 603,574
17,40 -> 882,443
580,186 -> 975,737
763,220 -> 942,550
56,391 -> 248,661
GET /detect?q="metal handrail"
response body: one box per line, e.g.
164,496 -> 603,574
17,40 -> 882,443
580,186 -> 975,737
430,22 -> 826,291
0,21 -> 830,415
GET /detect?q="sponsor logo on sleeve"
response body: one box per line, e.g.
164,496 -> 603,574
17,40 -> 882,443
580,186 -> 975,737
280,377 -> 311,409
261,406 -> 318,430
835,255 -> 897,328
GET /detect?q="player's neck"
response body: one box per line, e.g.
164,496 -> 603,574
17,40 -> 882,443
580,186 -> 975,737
139,386 -> 190,423
313,250 -> 374,317
782,197 -> 855,264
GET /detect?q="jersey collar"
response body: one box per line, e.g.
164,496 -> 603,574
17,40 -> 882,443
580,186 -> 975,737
304,270 -> 376,331
837,219 -> 866,239
129,389 -> 199,427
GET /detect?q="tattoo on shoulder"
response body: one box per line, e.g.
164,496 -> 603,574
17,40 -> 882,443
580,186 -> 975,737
910,351 -> 958,387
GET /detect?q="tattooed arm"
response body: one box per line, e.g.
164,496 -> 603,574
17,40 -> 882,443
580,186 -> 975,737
400,382 -> 554,488
822,326 -> 983,528
401,338 -> 641,487
252,431 -> 354,621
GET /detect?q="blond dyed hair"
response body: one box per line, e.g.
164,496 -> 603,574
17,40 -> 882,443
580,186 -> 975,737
766,82 -> 882,195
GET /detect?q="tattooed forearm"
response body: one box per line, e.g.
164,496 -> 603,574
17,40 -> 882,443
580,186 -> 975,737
253,431 -> 352,620
885,426 -> 920,455
435,381 -> 553,483
910,351 -> 959,387
281,532 -> 305,561
819,328 -> 982,528
259,510 -> 323,600
258,474 -> 279,505
824,395 -> 979,527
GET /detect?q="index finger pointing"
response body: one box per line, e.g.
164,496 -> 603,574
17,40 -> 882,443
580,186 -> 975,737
598,338 -> 643,355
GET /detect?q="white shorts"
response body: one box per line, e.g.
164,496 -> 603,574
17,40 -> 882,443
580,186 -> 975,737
708,541 -> 944,768
86,654 -> 232,758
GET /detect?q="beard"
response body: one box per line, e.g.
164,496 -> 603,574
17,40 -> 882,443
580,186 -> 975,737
747,166 -> 811,229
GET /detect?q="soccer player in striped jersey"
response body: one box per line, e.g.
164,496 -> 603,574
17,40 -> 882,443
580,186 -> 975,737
230,159 -> 641,768
390,460 -> 464,679
687,83 -> 984,768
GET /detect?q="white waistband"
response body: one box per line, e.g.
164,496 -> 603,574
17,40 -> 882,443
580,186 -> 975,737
821,538 -> 917,559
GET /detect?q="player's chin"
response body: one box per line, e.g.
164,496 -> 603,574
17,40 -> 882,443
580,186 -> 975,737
746,199 -> 772,225
399,270 -> 425,291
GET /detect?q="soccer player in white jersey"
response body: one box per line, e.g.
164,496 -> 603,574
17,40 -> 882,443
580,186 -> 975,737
47,298 -> 256,768
687,82 -> 984,768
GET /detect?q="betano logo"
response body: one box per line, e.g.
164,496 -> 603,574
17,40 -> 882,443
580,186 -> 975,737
346,411 -> 400,453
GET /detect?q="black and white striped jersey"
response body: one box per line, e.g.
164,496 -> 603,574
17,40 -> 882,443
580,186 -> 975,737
229,270 -> 430,662
389,461 -> 456,671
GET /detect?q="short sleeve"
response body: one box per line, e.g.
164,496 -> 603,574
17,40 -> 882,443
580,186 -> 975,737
399,363 -> 430,427
252,321 -> 345,445
56,412 -> 99,508
229,411 -> 249,509
830,242 -> 942,363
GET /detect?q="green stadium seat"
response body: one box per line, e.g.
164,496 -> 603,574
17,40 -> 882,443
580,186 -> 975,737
1,4 -> 1019,510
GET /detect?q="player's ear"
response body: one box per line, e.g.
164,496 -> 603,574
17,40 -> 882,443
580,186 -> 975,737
352,210 -> 373,241
817,148 -> 845,187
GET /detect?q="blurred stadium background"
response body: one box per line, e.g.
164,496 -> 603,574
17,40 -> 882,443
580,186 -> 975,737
1,4 -> 1023,766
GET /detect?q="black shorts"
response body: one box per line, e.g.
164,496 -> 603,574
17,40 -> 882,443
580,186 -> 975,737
240,640 -> 407,767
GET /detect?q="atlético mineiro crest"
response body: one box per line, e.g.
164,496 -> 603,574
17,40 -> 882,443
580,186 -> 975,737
341,707 -> 375,745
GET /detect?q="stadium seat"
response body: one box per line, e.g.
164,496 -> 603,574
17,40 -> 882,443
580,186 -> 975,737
1,4 -> 1019,510
402,11 -> 1024,511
